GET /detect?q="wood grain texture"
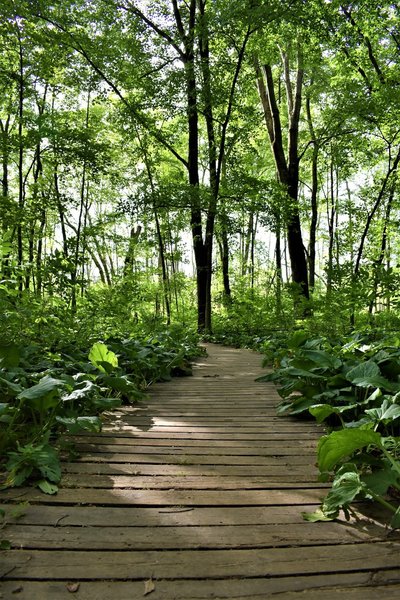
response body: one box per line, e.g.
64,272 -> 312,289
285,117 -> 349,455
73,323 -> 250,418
1,343 -> 399,599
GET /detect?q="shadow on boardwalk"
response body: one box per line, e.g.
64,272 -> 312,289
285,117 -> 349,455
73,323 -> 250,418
1,344 -> 400,599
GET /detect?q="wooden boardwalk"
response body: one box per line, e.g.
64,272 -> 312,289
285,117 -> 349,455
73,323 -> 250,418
1,343 -> 400,599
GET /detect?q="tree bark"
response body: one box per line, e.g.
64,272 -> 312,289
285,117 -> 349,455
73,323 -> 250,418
255,51 -> 309,303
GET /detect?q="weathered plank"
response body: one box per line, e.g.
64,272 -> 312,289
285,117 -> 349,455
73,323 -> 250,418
2,574 -> 400,600
1,487 -> 328,506
3,521 -> 384,550
2,543 -> 400,580
60,461 -> 319,478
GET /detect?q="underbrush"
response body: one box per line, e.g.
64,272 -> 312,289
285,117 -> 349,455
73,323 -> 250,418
0,326 -> 202,494
258,329 -> 400,527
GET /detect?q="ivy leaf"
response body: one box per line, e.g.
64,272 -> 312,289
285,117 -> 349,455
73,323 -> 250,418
318,428 -> 383,472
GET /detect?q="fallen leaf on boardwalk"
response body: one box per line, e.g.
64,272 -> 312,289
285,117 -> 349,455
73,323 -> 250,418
66,583 -> 80,593
144,579 -> 155,595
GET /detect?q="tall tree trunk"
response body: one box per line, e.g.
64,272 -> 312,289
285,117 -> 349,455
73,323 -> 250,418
17,29 -> 25,293
305,95 -> 318,291
255,50 -> 309,305
71,90 -> 91,312
368,186 -> 394,314
326,156 -> 336,296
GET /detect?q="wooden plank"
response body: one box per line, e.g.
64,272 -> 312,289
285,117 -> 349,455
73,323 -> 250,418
1,487 -> 327,506
60,462 -> 319,478
101,427 -> 321,437
70,443 -> 316,455
1,577 -> 400,600
57,474 -> 326,489
2,543 -> 400,580
70,453 -> 315,465
69,435 -> 319,447
0,505 -> 326,527
80,431 -> 321,440
3,521 -> 383,550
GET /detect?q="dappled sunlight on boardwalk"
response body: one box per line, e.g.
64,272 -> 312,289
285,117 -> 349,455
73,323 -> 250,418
1,343 -> 400,598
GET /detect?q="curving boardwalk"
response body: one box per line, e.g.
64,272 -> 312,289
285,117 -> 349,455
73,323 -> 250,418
1,343 -> 400,598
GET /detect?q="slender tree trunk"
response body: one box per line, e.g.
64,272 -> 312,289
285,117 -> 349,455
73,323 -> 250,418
368,186 -> 394,314
326,157 -> 336,296
17,29 -> 25,293
306,95 -> 318,291
276,211 -> 282,315
71,90 -> 91,312
255,52 -> 309,305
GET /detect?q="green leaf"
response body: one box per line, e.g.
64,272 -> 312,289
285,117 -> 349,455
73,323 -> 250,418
0,342 -> 21,368
56,415 -> 101,434
18,375 -> 65,401
0,540 -> 11,550
318,429 -> 383,472
322,468 -> 364,517
89,342 -> 118,373
390,506 -> 400,529
301,350 -> 342,370
101,375 -> 143,401
36,479 -> 58,495
362,466 -> 400,496
302,508 -> 335,522
90,396 -> 122,411
0,376 -> 23,397
309,404 -> 339,423
346,361 -> 380,382
366,399 -> 400,423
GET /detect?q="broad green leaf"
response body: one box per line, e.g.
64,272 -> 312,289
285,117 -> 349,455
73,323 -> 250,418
309,404 -> 344,423
352,375 -> 394,391
301,350 -> 342,370
101,374 -> 141,399
89,342 -> 118,373
90,396 -> 122,411
346,361 -> 380,382
0,377 -> 23,397
362,466 -> 400,495
37,479 -> 58,495
287,331 -> 309,348
0,342 -> 21,368
18,375 -> 65,402
318,429 -> 383,472
56,415 -> 102,433
322,467 -> 364,517
284,367 -> 325,379
366,399 -> 400,423
62,380 -> 100,402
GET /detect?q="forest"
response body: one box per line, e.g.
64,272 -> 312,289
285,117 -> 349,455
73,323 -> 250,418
1,0 -> 400,524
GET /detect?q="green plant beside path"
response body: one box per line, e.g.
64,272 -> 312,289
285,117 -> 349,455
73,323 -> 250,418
0,330 -> 201,494
258,331 -> 400,527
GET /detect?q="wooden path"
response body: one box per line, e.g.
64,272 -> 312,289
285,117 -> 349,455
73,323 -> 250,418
1,343 -> 400,599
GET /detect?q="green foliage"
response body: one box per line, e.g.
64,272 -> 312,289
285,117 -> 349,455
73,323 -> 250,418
0,325 -> 202,493
260,329 -> 400,526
